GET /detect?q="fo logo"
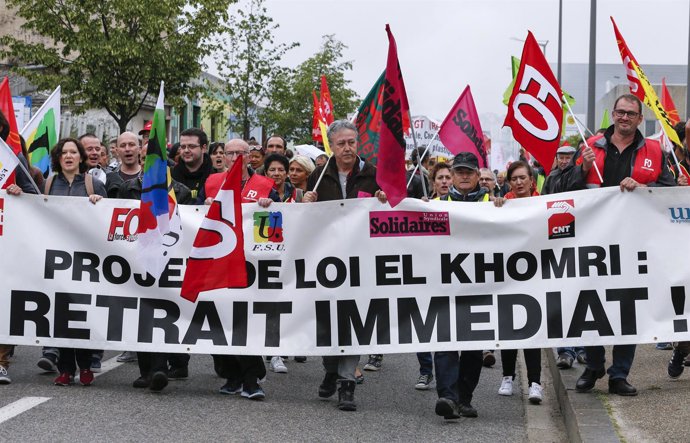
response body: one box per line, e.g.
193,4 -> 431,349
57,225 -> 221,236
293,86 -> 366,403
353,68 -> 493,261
0,198 -> 4,236
253,211 -> 283,243
108,207 -> 140,241
547,199 -> 575,239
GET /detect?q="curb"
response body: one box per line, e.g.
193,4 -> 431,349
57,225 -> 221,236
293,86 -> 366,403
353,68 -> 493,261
546,350 -> 620,443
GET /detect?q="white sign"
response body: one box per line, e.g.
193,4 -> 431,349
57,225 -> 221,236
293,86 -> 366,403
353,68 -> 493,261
1,188 -> 690,355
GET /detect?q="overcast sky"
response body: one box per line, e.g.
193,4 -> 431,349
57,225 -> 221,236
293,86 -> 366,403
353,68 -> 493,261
246,0 -> 689,119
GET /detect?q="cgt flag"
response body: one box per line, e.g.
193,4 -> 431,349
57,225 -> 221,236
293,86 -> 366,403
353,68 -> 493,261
611,17 -> 682,147
181,155 -> 247,302
311,90 -> 322,143
377,24 -> 410,208
320,75 -> 335,125
503,31 -> 562,176
661,78 -> 680,126
438,85 -> 487,167
137,81 -> 183,279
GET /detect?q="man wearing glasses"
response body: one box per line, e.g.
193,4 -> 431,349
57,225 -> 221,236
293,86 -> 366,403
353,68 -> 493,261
171,127 -> 213,200
556,93 -> 675,397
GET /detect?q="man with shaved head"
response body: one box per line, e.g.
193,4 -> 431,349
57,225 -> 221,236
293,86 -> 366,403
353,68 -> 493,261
105,131 -> 142,198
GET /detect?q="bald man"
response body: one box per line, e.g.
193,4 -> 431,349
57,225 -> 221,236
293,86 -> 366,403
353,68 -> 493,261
105,131 -> 142,198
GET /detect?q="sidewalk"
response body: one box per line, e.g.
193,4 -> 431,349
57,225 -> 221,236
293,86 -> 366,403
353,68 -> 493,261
548,344 -> 687,443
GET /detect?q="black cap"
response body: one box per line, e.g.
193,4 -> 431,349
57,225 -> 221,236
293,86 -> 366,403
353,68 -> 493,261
451,152 -> 479,170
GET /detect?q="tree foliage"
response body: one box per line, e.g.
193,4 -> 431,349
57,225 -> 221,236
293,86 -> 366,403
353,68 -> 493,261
210,0 -> 297,140
263,35 -> 359,144
0,0 -> 233,132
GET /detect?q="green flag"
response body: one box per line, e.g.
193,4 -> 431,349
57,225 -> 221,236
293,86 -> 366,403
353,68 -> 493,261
354,71 -> 385,165
600,109 -> 610,129
502,56 -> 521,105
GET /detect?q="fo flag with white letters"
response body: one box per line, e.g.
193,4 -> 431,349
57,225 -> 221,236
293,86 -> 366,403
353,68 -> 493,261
181,155 -> 247,302
503,31 -> 563,176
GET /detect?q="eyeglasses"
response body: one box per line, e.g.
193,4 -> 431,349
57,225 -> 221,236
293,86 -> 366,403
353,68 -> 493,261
613,109 -> 640,118
179,144 -> 200,150
249,145 -> 264,152
224,150 -> 248,157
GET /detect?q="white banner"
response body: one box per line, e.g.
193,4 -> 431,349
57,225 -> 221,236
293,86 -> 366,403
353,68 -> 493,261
405,115 -> 454,160
1,187 -> 690,355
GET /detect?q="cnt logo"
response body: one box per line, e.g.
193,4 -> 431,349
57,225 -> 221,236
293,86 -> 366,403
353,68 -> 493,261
107,207 -> 140,241
0,197 -> 4,236
253,211 -> 284,243
547,199 -> 575,239
669,207 -> 690,224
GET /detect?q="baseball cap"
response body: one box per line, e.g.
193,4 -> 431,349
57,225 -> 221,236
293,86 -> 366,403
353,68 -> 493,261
138,120 -> 152,135
556,145 -> 576,155
451,152 -> 479,170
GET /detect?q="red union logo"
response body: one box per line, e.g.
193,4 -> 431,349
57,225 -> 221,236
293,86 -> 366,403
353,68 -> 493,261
547,199 -> 575,240
107,207 -> 140,241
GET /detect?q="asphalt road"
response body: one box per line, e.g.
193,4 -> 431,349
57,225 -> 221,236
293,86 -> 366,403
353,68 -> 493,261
0,347 -> 564,442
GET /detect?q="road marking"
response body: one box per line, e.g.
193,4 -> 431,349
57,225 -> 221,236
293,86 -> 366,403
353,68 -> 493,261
0,397 -> 51,424
76,355 -> 126,382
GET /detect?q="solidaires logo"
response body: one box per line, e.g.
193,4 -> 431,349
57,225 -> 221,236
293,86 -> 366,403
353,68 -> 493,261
253,211 -> 283,243
547,199 -> 575,239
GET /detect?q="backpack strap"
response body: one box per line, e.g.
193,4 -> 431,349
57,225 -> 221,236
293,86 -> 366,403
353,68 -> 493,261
44,174 -> 55,195
85,173 -> 95,196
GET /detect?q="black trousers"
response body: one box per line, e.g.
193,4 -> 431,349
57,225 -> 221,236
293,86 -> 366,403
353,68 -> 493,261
137,352 -> 190,377
57,348 -> 92,375
214,355 -> 266,388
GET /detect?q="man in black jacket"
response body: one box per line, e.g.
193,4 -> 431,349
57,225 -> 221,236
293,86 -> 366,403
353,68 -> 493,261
171,127 -> 212,200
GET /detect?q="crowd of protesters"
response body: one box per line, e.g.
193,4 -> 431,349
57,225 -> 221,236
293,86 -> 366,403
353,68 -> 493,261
1,93 -> 689,417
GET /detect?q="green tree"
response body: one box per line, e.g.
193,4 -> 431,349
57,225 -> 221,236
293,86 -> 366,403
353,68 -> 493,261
0,0 -> 233,132
210,0 -> 297,140
263,35 -> 359,144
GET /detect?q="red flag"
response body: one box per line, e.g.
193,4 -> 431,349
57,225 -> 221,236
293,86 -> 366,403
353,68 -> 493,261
181,156 -> 247,302
611,17 -> 645,102
438,85 -> 488,167
311,90 -> 322,143
661,78 -> 680,126
241,173 -> 275,202
0,77 -> 22,188
503,31 -> 563,176
377,24 -> 410,208
320,75 -> 335,125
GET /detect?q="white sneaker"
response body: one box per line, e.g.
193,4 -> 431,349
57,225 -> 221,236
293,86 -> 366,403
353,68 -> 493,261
269,356 -> 287,373
528,382 -> 543,404
498,376 -> 513,396
0,366 -> 11,384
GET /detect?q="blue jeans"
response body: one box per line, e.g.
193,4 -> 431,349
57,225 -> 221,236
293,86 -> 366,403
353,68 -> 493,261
417,352 -> 433,376
557,347 -> 585,358
434,350 -> 482,405
585,345 -> 636,380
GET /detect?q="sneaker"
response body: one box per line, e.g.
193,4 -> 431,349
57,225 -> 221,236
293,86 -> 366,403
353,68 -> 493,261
363,355 -> 382,371
219,380 -> 243,395
54,372 -> 73,386
0,366 -> 11,384
318,372 -> 339,398
149,371 -> 168,392
458,403 -> 478,418
482,351 -> 496,368
337,380 -> 356,411
167,366 -> 189,380
498,376 -> 513,396
37,355 -> 58,373
556,353 -> 574,369
528,382 -> 543,404
669,350 -> 688,379
576,350 -> 587,365
132,376 -> 150,388
91,358 -> 102,373
116,351 -> 138,363
656,342 -> 673,350
269,356 -> 288,373
79,369 -> 94,386
415,374 -> 433,390
241,385 -> 266,400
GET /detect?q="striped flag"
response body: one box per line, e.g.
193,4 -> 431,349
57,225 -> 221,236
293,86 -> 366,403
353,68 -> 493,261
136,81 -> 182,279
21,86 -> 60,177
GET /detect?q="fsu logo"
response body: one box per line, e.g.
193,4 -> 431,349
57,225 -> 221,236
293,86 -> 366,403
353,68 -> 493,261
547,199 -> 575,239
107,207 -> 140,241
253,211 -> 283,243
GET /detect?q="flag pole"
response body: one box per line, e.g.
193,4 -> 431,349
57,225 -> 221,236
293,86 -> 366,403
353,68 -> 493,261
572,114 -> 595,137
406,130 -> 438,189
562,94 -> 604,184
15,157 -> 41,194
406,111 -> 428,198
312,154 -> 333,193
